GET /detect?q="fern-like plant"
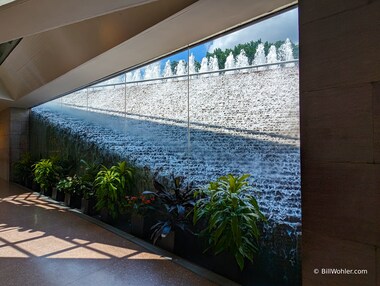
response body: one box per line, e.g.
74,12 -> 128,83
193,174 -> 266,271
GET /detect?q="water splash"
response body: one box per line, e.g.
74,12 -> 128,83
278,38 -> 294,67
144,62 -> 161,80
199,57 -> 209,73
267,45 -> 278,69
125,72 -> 133,82
253,43 -> 266,70
209,56 -> 219,76
236,49 -> 249,68
132,69 -> 142,81
163,60 -> 173,78
176,60 -> 187,76
224,52 -> 235,74
189,53 -> 196,74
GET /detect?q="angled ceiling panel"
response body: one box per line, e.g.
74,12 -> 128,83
0,0 -> 297,110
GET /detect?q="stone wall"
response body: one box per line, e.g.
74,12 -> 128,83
300,1 -> 380,285
0,108 -> 29,181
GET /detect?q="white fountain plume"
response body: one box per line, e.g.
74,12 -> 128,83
189,53 -> 196,74
266,45 -> 278,69
253,43 -> 266,70
132,68 -> 142,82
144,62 -> 161,80
224,52 -> 235,74
163,60 -> 173,77
209,56 -> 219,76
125,71 -> 133,82
278,38 -> 294,67
199,57 -> 209,73
199,57 -> 209,77
176,60 -> 187,77
236,49 -> 249,68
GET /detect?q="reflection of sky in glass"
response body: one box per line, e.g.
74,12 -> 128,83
164,7 -> 298,63
104,7 -> 298,81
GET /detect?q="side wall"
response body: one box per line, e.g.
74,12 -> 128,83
300,2 -> 380,286
0,109 -> 10,180
0,108 -> 29,181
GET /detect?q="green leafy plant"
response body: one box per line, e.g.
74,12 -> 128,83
32,159 -> 61,193
146,176 -> 195,244
56,175 -> 84,196
79,159 -> 101,199
94,162 -> 134,220
193,174 -> 266,271
12,153 -> 34,187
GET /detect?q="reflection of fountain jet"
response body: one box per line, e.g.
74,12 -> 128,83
125,72 -> 133,82
209,56 -> 219,76
199,57 -> 209,77
189,53 -> 197,74
144,62 -> 161,80
176,60 -> 187,78
132,69 -> 142,82
163,60 -> 173,81
279,38 -> 294,67
253,43 -> 266,70
267,45 -> 278,69
224,52 -> 235,74
236,49 -> 249,73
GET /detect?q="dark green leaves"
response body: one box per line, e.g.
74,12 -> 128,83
193,174 -> 266,271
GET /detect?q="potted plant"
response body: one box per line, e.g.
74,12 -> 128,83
94,161 -> 134,223
57,175 -> 84,209
146,176 -> 195,252
79,160 -> 100,215
125,194 -> 156,237
12,152 -> 34,188
32,158 -> 61,196
193,174 -> 266,271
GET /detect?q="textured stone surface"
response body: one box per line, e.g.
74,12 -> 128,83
302,230 -> 376,286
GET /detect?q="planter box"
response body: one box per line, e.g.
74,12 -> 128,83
70,194 -> 82,209
131,214 -> 144,237
157,231 -> 175,252
64,193 -> 71,206
52,188 -> 65,201
43,188 -> 52,197
81,197 -> 97,216
64,193 -> 82,209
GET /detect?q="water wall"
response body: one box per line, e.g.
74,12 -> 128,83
31,64 -> 301,284
33,66 -> 300,227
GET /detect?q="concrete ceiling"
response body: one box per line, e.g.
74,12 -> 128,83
0,0 -> 297,111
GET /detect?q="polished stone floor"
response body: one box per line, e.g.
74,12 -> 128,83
0,180 -> 217,286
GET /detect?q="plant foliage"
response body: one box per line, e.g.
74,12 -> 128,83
193,174 -> 266,271
13,153 -> 34,186
146,175 -> 195,244
94,162 -> 134,220
56,175 -> 85,196
32,158 -> 61,192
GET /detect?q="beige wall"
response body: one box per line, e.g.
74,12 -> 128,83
0,108 -> 29,181
300,1 -> 380,286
